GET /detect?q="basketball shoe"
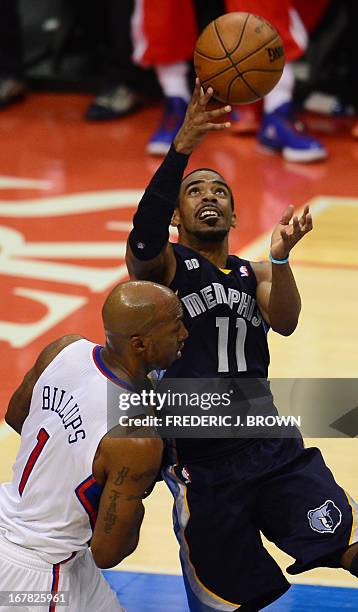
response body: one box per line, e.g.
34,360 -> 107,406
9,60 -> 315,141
0,77 -> 26,109
147,96 -> 188,155
258,102 -> 327,162
85,84 -> 142,121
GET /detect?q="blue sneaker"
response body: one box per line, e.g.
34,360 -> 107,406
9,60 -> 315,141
147,96 -> 188,155
258,102 -> 327,162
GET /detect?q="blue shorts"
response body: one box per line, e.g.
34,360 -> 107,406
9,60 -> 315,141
163,437 -> 358,611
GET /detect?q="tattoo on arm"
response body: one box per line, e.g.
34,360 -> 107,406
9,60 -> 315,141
113,466 -> 129,486
104,489 -> 121,534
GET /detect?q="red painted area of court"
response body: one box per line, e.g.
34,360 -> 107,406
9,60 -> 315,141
0,93 -> 357,418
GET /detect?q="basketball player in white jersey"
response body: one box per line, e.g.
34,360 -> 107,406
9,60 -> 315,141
0,281 -> 188,612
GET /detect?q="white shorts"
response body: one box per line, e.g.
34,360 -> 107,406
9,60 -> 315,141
0,533 -> 124,612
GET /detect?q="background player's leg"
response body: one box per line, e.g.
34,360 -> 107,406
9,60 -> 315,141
131,0 -> 196,155
225,0 -> 327,161
85,0 -> 143,121
0,0 -> 26,108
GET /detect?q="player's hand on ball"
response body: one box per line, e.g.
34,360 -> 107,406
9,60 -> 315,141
270,204 -> 313,260
174,78 -> 231,155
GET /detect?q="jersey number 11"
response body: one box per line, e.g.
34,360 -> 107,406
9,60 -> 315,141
216,317 -> 247,373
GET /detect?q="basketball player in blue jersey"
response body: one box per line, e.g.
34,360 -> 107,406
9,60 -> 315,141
0,281 -> 187,612
126,81 -> 358,611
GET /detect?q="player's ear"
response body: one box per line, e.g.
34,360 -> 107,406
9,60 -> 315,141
130,335 -> 146,353
171,208 -> 181,227
230,211 -> 237,228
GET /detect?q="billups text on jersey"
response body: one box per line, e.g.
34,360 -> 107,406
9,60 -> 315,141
42,385 -> 86,444
181,282 -> 262,326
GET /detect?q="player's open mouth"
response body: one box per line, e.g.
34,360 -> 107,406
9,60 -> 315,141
198,207 -> 222,221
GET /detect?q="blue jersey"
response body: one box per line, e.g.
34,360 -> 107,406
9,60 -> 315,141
164,244 -> 271,461
166,243 -> 270,379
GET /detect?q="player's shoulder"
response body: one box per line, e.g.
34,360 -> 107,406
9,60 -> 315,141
227,253 -> 250,267
227,254 -> 256,278
100,436 -> 163,471
35,334 -> 85,376
171,243 -> 211,271
229,255 -> 271,279
171,242 -> 198,259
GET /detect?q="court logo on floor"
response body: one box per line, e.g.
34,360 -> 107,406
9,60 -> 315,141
307,500 -> 342,534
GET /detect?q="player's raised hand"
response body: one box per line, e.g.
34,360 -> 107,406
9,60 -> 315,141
174,78 -> 231,155
270,204 -> 313,261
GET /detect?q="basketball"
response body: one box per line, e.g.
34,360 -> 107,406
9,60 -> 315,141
194,12 -> 285,105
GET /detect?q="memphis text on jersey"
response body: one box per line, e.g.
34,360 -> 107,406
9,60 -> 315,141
181,281 -> 262,325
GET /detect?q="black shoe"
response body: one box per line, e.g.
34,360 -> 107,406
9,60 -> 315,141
85,84 -> 142,121
0,78 -> 26,109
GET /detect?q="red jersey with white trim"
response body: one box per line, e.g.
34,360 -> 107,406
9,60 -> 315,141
0,339 -> 128,564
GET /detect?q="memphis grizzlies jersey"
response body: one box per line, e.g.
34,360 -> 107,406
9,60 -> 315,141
166,243 -> 270,379
0,339 -> 127,564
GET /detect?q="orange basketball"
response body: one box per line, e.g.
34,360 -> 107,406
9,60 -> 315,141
194,12 -> 285,105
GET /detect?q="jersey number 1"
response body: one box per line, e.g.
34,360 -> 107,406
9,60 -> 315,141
216,317 -> 247,372
18,428 -> 50,496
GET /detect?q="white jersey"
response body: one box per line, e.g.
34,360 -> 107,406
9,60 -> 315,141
0,339 -> 130,565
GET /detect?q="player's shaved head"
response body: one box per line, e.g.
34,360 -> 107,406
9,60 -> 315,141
102,280 -> 177,341
100,280 -> 187,376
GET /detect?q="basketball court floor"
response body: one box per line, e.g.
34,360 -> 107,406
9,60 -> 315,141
0,93 -> 358,610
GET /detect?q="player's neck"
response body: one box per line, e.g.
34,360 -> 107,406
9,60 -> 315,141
180,236 -> 229,268
100,346 -> 147,387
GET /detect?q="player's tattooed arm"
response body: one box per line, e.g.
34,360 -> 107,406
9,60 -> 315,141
113,466 -> 130,486
91,437 -> 163,568
5,334 -> 83,434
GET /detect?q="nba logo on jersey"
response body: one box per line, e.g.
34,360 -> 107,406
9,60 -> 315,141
240,265 -> 249,277
185,258 -> 200,270
181,467 -> 192,484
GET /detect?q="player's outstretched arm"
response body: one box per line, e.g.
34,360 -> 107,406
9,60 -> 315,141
126,79 -> 231,286
253,205 -> 313,336
91,437 -> 163,569
5,334 -> 83,434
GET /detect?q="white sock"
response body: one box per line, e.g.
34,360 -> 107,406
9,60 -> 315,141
263,63 -> 295,114
155,62 -> 190,102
